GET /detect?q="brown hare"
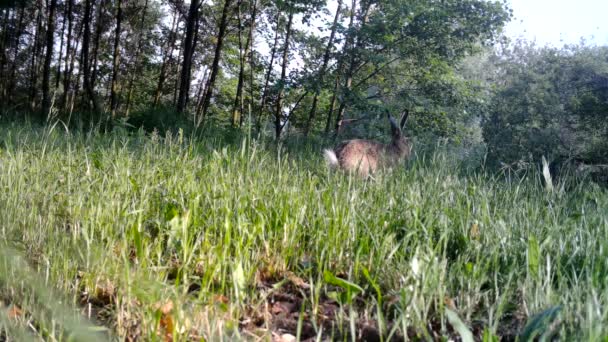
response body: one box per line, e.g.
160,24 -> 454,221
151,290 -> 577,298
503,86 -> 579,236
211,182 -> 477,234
324,111 -> 411,177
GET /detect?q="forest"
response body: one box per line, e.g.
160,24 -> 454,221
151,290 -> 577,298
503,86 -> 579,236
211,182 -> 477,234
0,0 -> 607,340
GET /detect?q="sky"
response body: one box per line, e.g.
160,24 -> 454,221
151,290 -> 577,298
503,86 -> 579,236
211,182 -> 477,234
504,0 -> 608,47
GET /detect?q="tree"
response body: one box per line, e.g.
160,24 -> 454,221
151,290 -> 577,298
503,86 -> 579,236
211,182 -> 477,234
0,0 -> 511,135
42,0 -> 58,117
198,0 -> 234,121
231,0 -> 257,127
176,0 -> 199,114
482,42 -> 608,168
257,12 -> 281,129
110,0 -> 123,117
303,0 -> 342,136
153,6 -> 179,108
80,0 -> 99,112
29,0 -> 44,112
3,3 -> 25,103
125,0 -> 150,117
60,0 -> 74,110
273,10 -> 294,139
271,0 -> 325,138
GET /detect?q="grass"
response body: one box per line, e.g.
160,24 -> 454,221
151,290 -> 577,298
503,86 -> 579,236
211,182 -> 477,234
0,121 -> 607,341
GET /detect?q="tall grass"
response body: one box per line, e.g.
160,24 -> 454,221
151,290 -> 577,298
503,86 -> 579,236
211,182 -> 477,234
0,121 -> 607,340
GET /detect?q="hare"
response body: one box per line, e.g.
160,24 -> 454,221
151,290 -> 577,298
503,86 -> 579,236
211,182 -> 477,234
324,111 -> 411,177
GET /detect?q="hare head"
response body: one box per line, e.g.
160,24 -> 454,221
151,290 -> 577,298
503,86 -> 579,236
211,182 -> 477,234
324,110 -> 411,177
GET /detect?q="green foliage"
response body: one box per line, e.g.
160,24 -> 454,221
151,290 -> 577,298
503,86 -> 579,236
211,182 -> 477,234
127,106 -> 196,134
317,0 -> 511,138
482,42 -> 608,168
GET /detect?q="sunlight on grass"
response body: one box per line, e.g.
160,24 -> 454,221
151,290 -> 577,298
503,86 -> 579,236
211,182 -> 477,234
0,122 -> 607,340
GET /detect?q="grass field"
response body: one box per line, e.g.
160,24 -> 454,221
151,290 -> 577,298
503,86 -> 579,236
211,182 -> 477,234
1,121 -> 607,341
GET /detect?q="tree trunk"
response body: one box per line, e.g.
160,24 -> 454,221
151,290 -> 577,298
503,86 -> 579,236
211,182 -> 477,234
0,3 -> 25,103
194,68 -> 209,118
172,42 -> 182,107
334,0 -> 357,134
176,0 -> 199,113
231,0 -> 245,127
304,0 -> 342,136
29,2 -> 43,112
325,71 -> 340,133
55,0 -> 69,89
66,16 -> 83,112
199,0 -> 233,121
257,12 -> 281,129
60,0 -> 73,110
273,11 -> 294,139
90,0 -> 105,92
247,1 -> 258,127
153,8 -> 178,108
0,9 -> 10,97
335,0 -> 370,135
232,0 -> 257,127
5,5 -> 25,102
125,0 -> 149,117
70,46 -> 83,113
42,0 -> 58,117
81,0 -> 98,112
110,0 -> 122,117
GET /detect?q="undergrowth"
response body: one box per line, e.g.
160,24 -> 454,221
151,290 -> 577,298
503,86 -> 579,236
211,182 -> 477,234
0,121 -> 607,341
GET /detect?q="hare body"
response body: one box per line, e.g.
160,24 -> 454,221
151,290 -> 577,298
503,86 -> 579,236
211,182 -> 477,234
324,111 -> 411,177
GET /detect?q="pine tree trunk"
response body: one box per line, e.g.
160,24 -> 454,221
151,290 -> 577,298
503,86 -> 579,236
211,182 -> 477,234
232,0 -> 257,127
176,0 -> 199,113
125,0 -> 149,117
273,11 -> 294,139
60,0 -> 73,110
199,0 -> 233,121
247,0 -> 258,126
55,0 -> 69,89
231,0 -> 245,127
304,0 -> 342,136
42,0 -> 58,117
172,42 -> 182,107
81,0 -> 98,112
0,9 -> 10,97
334,0 -> 357,134
325,71 -> 340,133
90,0 -> 105,92
4,5 -> 23,102
153,9 -> 178,108
194,68 -> 209,118
335,0 -> 370,135
65,17 -> 82,112
110,0 -> 122,117
29,3 -> 43,112
257,12 -> 281,129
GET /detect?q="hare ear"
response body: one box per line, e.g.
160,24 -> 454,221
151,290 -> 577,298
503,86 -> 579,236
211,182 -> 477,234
388,115 -> 401,137
399,110 -> 409,129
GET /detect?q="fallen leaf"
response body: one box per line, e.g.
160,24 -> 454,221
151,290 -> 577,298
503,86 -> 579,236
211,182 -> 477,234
271,301 -> 296,315
94,279 -> 116,305
7,305 -> 23,319
214,294 -> 229,304
444,296 -> 457,310
470,223 -> 480,239
286,272 -> 310,289
155,301 -> 175,342
159,314 -> 174,342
